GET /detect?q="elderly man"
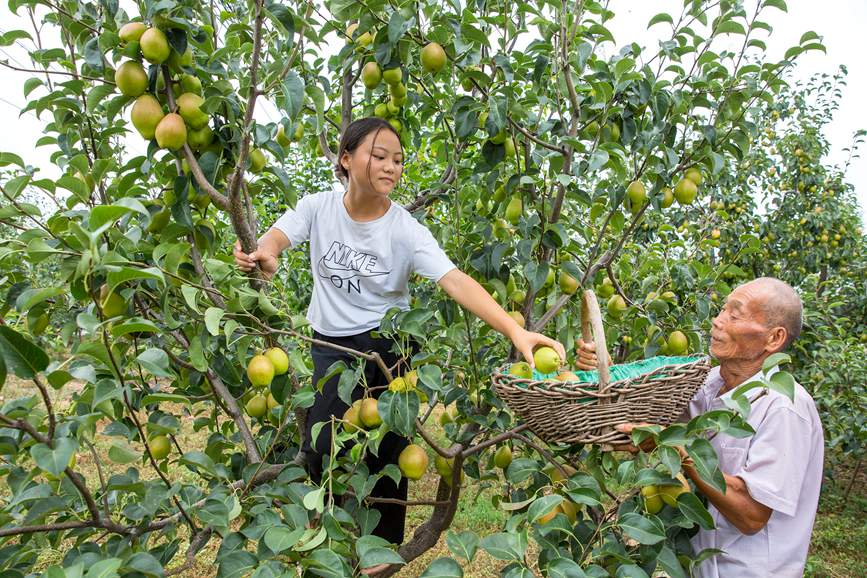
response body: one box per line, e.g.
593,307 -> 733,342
580,277 -> 824,577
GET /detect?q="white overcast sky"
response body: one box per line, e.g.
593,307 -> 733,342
0,0 -> 864,223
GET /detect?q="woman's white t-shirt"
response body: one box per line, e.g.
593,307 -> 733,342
271,188 -> 456,337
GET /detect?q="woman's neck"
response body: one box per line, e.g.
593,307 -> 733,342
343,184 -> 391,222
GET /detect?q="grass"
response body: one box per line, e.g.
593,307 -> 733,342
2,377 -> 864,577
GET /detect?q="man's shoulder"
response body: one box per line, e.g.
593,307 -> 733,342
760,380 -> 820,425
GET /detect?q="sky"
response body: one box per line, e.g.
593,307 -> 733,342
0,0 -> 864,224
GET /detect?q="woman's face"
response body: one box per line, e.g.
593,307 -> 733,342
341,129 -> 403,197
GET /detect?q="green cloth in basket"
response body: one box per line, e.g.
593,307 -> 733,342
513,355 -> 707,387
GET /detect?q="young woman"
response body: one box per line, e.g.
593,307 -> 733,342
234,117 -> 565,548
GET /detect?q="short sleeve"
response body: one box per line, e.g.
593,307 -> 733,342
411,221 -> 456,282
735,407 -> 813,516
269,193 -> 318,247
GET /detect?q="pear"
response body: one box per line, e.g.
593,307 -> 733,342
140,28 -> 171,64
176,92 -> 209,129
154,113 -> 187,150
114,61 -> 148,97
131,95 -> 165,140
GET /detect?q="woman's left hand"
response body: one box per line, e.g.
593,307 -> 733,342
510,329 -> 566,368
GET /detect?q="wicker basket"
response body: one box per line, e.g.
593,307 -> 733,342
493,289 -> 711,445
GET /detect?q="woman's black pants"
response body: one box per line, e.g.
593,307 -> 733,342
302,329 -> 409,544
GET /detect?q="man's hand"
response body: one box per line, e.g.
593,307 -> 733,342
575,338 -> 603,370
613,422 -> 657,453
510,329 -> 566,369
233,240 -> 278,280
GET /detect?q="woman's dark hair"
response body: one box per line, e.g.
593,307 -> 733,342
335,117 -> 402,180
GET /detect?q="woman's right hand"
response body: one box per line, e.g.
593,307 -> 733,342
233,240 -> 278,279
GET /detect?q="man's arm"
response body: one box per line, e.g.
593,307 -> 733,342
684,465 -> 772,535
616,423 -> 772,534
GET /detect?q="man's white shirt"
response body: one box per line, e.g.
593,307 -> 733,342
688,366 -> 824,577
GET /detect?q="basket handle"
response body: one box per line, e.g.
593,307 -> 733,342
581,289 -> 612,394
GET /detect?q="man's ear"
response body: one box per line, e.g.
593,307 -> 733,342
767,326 -> 788,353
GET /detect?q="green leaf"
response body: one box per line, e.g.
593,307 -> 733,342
110,319 -> 160,339
295,525 -> 328,552
420,558 -> 463,578
648,13 -> 673,27
618,512 -> 665,545
546,559 -> 588,578
445,530 -> 479,562
686,438 -> 726,493
677,492 -> 715,530
282,71 -> 305,119
84,558 -> 122,578
0,326 -> 49,378
90,205 -> 134,231
505,458 -> 538,483
263,525 -> 305,553
656,545 -> 688,578
378,390 -> 419,438
106,266 -> 165,294
108,440 -> 140,465
30,437 -> 77,476
528,494 -> 563,523
15,286 -> 64,313
136,348 -> 174,378
769,371 -> 795,401
217,551 -> 258,578
799,31 -> 820,44
614,565 -> 649,578
479,533 -> 524,561
205,307 -> 225,336
141,393 -> 191,407
762,0 -> 787,12
716,20 -> 746,35
123,552 -> 164,578
762,352 -> 791,371
359,547 -> 404,568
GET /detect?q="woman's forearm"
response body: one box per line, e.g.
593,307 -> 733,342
438,269 -> 521,339
258,227 -> 291,256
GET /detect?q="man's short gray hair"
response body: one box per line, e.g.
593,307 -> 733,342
749,277 -> 803,350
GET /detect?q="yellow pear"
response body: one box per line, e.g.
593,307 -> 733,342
667,331 -> 689,355
361,61 -> 382,89
398,444 -> 429,480
99,284 -> 126,318
176,92 -> 209,129
149,435 -> 171,460
247,354 -> 275,387
508,361 -> 532,379
249,148 -> 267,173
119,22 -> 147,43
507,310 -> 525,328
264,347 -> 289,375
115,61 -> 148,97
154,113 -> 187,150
674,178 -> 698,205
533,347 -> 561,374
131,94 -> 165,140
559,272 -> 579,295
505,196 -> 522,225
493,445 -> 512,469
140,27 -> 171,64
359,398 -> 382,428
245,394 -> 267,418
421,42 -> 446,73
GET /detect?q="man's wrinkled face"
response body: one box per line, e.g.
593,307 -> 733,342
710,283 -> 774,362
